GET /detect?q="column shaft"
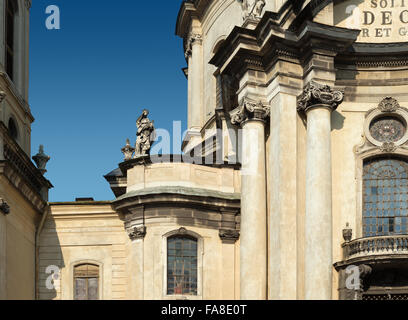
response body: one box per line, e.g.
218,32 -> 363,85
128,239 -> 144,300
0,214 -> 6,299
190,37 -> 203,131
305,106 -> 333,300
240,120 -> 267,300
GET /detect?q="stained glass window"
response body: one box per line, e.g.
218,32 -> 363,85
363,157 -> 408,237
369,116 -> 405,143
167,236 -> 198,296
74,264 -> 99,300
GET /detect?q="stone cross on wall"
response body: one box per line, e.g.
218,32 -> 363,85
135,109 -> 155,157
238,0 -> 266,20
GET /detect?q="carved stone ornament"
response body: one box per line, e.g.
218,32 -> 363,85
0,91 -> 5,103
32,145 -> 50,175
219,229 -> 240,242
380,142 -> 397,153
121,138 -> 135,161
355,97 -> 408,155
378,97 -> 400,113
0,199 -> 10,215
238,0 -> 266,20
343,223 -> 352,242
297,82 -> 344,114
25,0 -> 32,10
127,226 -> 146,240
185,33 -> 202,58
135,109 -> 155,157
230,97 -> 270,126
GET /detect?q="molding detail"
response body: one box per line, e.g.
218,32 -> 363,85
0,199 -> 10,215
230,97 -> 270,126
355,97 -> 408,155
185,33 -> 202,58
380,142 -> 397,153
297,82 -> 344,114
127,226 -> 147,241
378,97 -> 400,113
219,229 -> 240,242
238,0 -> 266,20
0,91 -> 5,103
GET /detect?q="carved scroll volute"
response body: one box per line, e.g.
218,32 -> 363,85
230,97 -> 270,126
297,82 -> 344,114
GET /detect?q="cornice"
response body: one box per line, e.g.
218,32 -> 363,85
210,19 -> 360,76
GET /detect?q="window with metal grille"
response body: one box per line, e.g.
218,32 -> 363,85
363,157 -> 408,237
74,264 -> 99,300
167,235 -> 198,296
5,0 -> 16,81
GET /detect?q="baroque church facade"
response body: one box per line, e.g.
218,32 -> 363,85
2,0 -> 408,300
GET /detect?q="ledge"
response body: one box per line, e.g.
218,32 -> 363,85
115,186 -> 240,203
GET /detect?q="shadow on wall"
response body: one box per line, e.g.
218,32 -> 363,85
332,110 -> 346,132
37,213 -> 64,300
333,0 -> 365,26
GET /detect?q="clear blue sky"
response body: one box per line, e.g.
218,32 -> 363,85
29,0 -> 188,201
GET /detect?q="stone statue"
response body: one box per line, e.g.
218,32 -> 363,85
239,0 -> 266,20
135,109 -> 155,157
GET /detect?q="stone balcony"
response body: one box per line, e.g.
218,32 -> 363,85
342,235 -> 408,262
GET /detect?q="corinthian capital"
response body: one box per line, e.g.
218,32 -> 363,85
185,33 -> 202,58
127,226 -> 146,241
297,82 -> 344,114
230,97 -> 270,126
0,91 -> 5,103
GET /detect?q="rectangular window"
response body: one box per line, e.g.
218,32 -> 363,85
167,236 -> 198,296
74,264 -> 100,300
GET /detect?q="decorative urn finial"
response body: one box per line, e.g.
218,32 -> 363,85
343,223 -> 353,242
32,145 -> 50,175
121,138 -> 135,161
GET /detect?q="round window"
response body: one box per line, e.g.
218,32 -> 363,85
369,116 -> 406,143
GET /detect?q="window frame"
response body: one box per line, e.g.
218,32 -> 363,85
356,150 -> 408,239
7,117 -> 19,141
362,156 -> 408,237
71,260 -> 103,300
162,229 -> 203,300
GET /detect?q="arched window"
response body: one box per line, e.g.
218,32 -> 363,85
8,118 -> 18,141
5,0 -> 16,81
73,264 -> 100,300
363,157 -> 408,237
167,235 -> 198,296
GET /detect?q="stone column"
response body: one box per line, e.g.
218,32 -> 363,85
297,83 -> 344,300
126,225 -> 146,300
230,97 -> 269,300
184,33 -> 203,150
0,212 -> 6,300
0,92 -> 5,161
0,92 -> 6,299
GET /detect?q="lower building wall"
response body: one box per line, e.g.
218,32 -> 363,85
39,203 -> 240,300
0,176 -> 39,300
